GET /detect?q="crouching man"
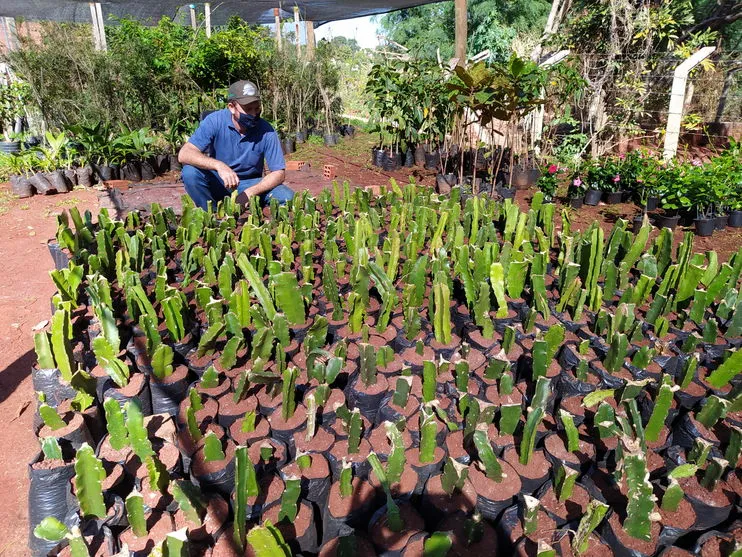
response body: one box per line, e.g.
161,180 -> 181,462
179,79 -> 294,210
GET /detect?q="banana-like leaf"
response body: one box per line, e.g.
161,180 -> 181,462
237,254 -> 276,321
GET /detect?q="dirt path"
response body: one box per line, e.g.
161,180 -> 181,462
0,186 -> 100,555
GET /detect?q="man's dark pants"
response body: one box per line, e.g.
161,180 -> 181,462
182,165 -> 295,210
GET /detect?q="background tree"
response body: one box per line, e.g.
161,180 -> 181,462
377,0 -> 550,61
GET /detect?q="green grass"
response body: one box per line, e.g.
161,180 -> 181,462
287,132 -> 378,170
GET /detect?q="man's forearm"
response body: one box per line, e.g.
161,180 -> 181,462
178,143 -> 224,171
246,170 -> 286,196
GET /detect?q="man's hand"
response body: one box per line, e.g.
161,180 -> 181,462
235,188 -> 254,207
216,162 -> 239,189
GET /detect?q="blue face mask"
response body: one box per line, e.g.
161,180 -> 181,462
238,112 -> 258,129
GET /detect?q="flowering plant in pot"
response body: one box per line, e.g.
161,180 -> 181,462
567,174 -> 587,208
583,159 -> 609,205
535,164 -> 560,201
599,159 -> 625,202
654,162 -> 689,229
728,185 -> 742,227
708,139 -> 742,226
686,162 -> 717,236
634,156 -> 661,211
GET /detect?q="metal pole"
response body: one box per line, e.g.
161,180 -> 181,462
293,6 -> 301,57
205,3 -> 211,37
95,3 -> 107,51
454,0 -> 467,66
274,8 -> 282,51
663,46 -> 715,160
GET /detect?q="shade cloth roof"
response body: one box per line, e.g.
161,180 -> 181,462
0,1 -> 438,26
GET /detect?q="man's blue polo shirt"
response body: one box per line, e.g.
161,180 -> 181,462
187,109 -> 286,180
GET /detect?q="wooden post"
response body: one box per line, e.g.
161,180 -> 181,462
95,3 -> 107,51
204,3 -> 211,37
663,46 -> 715,160
89,2 -> 101,50
306,21 -> 315,60
293,6 -> 301,57
454,0 -> 467,66
189,4 -> 197,31
274,8 -> 282,51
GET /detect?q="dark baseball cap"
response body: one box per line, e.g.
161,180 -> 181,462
227,80 -> 260,105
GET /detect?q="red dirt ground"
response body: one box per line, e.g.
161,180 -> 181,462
0,134 -> 740,553
0,188 -> 100,555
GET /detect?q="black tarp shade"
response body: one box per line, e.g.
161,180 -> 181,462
0,0 -> 438,26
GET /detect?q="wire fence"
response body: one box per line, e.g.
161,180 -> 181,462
542,50 -> 742,157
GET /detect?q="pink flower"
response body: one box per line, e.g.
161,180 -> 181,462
692,159 -> 702,167
573,177 -> 582,187
548,164 -> 558,174
613,174 -> 621,182
619,154 -> 626,160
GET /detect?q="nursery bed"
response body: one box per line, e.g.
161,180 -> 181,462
25,183 -> 742,556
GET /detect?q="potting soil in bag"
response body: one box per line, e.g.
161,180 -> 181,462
191,455 -> 236,500
321,480 -> 376,544
32,367 -> 77,408
150,367 -> 191,417
279,455 -> 332,508
47,241 -> 71,271
30,172 -> 54,195
672,413 -> 719,450
27,453 -> 77,557
599,512 -> 660,557
11,174 -> 34,198
75,166 -> 93,187
264,500 -> 319,555
102,374 -> 153,416
63,168 -> 77,187
345,375 -> 388,423
49,170 -> 69,193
